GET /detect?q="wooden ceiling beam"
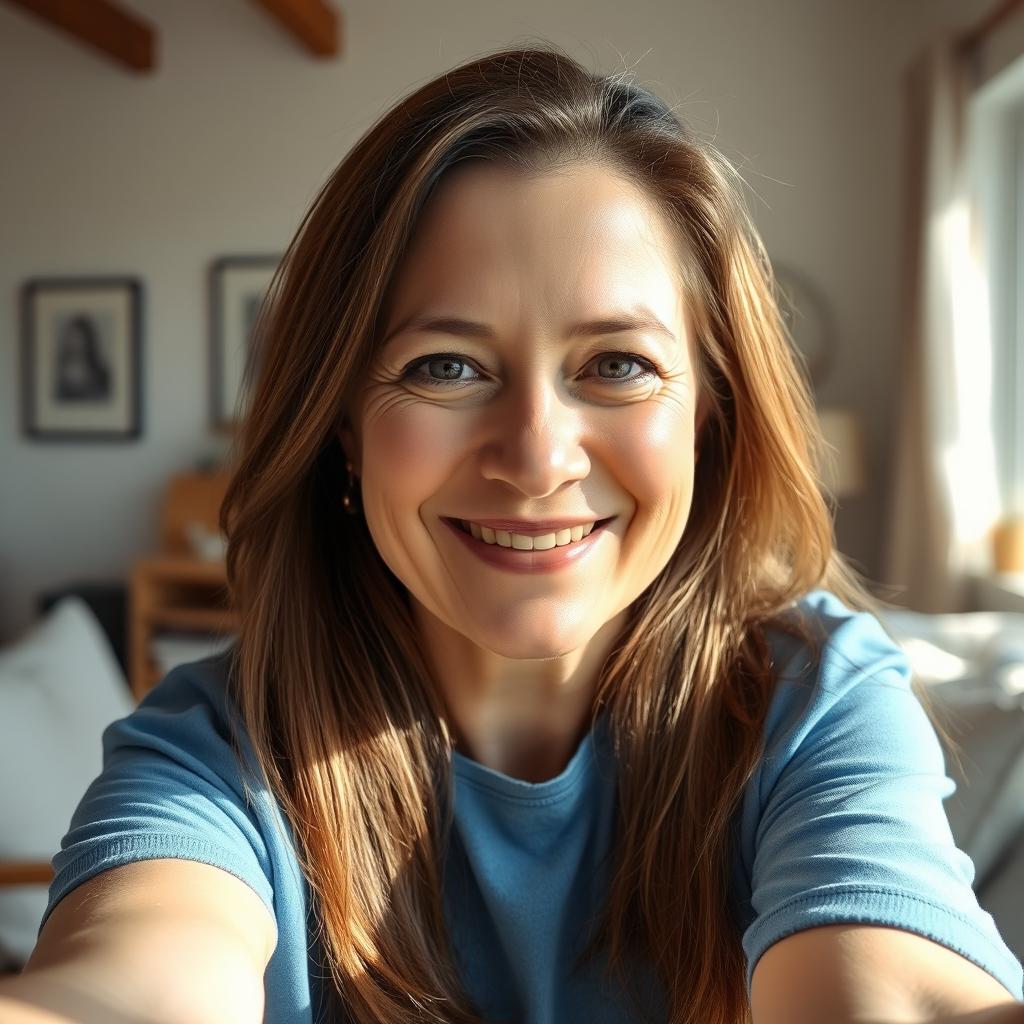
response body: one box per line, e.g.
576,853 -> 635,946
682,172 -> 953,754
250,0 -> 339,57
1,0 -> 156,72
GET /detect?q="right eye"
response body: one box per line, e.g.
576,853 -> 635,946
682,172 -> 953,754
401,354 -> 484,388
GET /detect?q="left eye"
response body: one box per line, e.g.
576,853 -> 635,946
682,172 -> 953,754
401,352 -> 659,388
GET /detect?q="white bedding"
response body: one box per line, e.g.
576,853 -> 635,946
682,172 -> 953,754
877,606 -> 1024,963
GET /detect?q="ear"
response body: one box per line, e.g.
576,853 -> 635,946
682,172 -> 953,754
337,416 -> 361,475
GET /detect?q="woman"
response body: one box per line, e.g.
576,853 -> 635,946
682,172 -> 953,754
5,44 -> 1022,1024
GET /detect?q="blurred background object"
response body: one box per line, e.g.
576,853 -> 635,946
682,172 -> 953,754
818,408 -> 868,500
994,516 -> 1024,572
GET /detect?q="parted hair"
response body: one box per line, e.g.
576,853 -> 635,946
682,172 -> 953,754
219,42 -> 953,1024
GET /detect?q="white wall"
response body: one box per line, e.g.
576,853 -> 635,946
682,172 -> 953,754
0,0 -> 990,641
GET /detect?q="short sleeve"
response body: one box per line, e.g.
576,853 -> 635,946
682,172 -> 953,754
742,602 -> 1024,1002
39,659 -> 277,936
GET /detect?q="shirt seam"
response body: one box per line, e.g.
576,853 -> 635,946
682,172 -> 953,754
749,883 -> 1020,970
49,833 -> 275,916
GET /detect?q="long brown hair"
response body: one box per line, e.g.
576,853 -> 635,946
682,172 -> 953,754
219,43 -> 955,1024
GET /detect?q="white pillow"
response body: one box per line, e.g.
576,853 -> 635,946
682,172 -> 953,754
0,596 -> 135,968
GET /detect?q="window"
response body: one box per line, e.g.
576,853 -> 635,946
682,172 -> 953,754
968,54 -> 1024,519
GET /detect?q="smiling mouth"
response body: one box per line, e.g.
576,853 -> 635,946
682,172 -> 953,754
444,516 -> 615,550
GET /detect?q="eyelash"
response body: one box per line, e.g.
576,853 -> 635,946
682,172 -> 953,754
400,352 -> 661,389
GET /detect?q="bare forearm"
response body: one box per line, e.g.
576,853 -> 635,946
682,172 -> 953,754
0,966 -> 144,1024
0,966 -> 159,1024
850,1002 -> 1024,1024
0,953 -> 256,1024
0,979 -> 65,1024
930,1003 -> 1024,1024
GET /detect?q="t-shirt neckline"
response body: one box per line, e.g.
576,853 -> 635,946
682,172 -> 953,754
451,708 -> 610,803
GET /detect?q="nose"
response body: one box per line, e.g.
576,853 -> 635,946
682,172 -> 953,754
478,376 -> 591,498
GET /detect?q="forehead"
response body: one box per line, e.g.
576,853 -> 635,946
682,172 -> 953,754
383,161 -> 689,337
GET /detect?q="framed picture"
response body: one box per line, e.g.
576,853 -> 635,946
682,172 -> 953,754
20,276 -> 143,441
209,254 -> 280,431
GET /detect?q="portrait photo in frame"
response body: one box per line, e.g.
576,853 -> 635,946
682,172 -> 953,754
20,276 -> 143,441
209,254 -> 280,431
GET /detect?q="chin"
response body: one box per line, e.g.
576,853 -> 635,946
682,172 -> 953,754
470,618 -> 595,661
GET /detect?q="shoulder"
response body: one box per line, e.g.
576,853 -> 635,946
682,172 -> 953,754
41,646 -> 289,936
734,590 -> 1024,1003
750,587 -> 945,818
763,587 -> 910,691
99,646 -> 265,809
115,648 -> 240,747
758,588 -> 918,765
133,647 -> 236,720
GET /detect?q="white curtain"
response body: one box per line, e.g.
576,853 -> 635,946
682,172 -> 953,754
881,29 -> 1002,613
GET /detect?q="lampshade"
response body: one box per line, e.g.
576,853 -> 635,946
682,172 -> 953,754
816,408 -> 867,498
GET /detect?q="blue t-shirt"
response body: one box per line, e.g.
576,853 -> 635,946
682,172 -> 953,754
39,589 -> 1024,1020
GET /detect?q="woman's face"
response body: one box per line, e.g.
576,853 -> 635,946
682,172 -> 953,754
341,160 -> 707,660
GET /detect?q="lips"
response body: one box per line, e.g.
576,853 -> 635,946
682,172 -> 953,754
443,516 -> 614,537
440,514 -> 614,573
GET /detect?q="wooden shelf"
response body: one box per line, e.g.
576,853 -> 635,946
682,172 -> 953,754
143,663 -> 162,694
132,553 -> 230,581
130,552 -> 236,702
147,606 -> 239,632
128,471 -> 238,702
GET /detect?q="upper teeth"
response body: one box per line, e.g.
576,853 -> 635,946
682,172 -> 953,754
461,520 -> 598,549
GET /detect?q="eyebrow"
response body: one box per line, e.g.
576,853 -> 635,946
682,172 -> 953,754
382,308 -> 677,347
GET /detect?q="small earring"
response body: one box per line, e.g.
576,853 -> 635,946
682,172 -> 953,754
342,460 -> 361,515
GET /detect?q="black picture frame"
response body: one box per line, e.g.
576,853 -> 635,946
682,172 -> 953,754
20,276 -> 143,442
209,254 -> 280,432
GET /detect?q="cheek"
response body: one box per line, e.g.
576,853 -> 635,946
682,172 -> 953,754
360,398 -> 466,511
355,400 -> 464,586
614,401 -> 695,516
